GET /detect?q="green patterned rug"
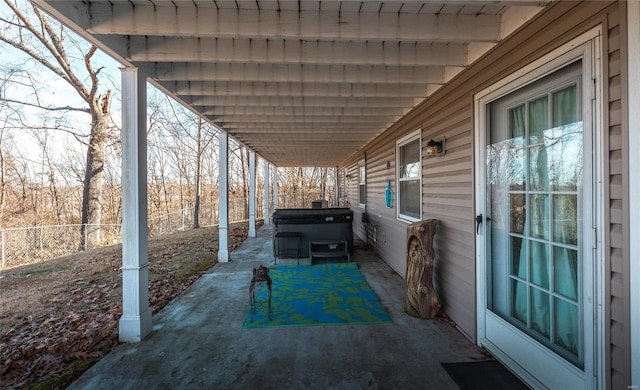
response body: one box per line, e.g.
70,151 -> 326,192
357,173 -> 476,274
242,262 -> 392,328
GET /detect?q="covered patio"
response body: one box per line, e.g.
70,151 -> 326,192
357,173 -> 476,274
68,224 -> 502,389
28,1 -> 640,388
30,0 -> 550,345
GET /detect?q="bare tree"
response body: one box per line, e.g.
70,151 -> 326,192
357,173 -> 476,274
147,92 -> 218,229
32,130 -> 63,223
229,143 -> 250,220
0,126 -> 10,227
193,117 -> 207,228
0,0 -> 113,248
274,167 -> 335,208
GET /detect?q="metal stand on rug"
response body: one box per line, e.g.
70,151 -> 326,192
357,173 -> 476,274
249,265 -> 272,322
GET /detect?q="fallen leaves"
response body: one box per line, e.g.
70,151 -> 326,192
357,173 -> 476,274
0,307 -> 119,388
0,223 -> 251,389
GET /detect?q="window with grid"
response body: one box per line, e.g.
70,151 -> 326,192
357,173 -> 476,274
358,161 -> 366,207
396,129 -> 421,222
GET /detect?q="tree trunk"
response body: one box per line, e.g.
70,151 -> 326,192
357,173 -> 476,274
240,147 -> 249,219
320,167 -> 327,199
404,219 -> 441,319
42,146 -> 62,223
193,119 -> 203,228
80,91 -> 111,250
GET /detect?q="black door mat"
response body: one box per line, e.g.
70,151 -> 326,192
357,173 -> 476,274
441,360 -> 530,390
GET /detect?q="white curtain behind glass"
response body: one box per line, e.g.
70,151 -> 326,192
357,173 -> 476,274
512,85 -> 580,356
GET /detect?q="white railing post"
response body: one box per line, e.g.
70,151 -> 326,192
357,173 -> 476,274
264,163 -> 270,225
335,166 -> 340,207
218,132 -> 230,262
272,167 -> 278,210
119,66 -> 152,343
248,151 -> 256,237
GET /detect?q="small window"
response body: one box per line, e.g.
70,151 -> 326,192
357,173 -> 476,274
358,161 -> 366,207
396,129 -> 422,222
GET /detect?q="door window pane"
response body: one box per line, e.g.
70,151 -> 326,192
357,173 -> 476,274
553,85 -> 578,127
529,146 -> 550,191
510,236 -> 525,278
529,194 -> 550,240
511,279 -> 527,324
509,104 -> 526,139
554,298 -> 579,355
530,288 -> 550,337
509,147 -> 526,191
529,96 -> 549,143
509,193 -> 526,234
530,241 -> 549,289
553,195 -> 578,245
553,246 -> 578,300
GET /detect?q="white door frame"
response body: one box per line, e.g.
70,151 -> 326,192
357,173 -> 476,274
474,27 -> 605,389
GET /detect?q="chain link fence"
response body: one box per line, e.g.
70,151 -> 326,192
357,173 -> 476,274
147,199 -> 264,237
0,198 -> 265,270
0,224 -> 122,269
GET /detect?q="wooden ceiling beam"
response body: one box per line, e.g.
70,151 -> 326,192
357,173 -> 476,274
185,95 -> 420,108
198,106 -> 406,117
211,115 -> 398,124
124,36 -> 469,67
170,81 -> 432,98
145,63 -> 447,84
81,3 -> 503,42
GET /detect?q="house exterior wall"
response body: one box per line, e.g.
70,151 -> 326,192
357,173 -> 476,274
605,4 -> 630,388
627,0 -> 640,384
340,1 -> 630,387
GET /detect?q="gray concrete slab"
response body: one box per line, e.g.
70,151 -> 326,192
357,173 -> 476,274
69,225 -> 487,390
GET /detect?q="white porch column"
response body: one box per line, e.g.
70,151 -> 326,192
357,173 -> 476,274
335,166 -> 340,207
628,0 -> 640,384
248,151 -> 256,237
119,67 -> 152,342
263,163 -> 270,225
272,167 -> 278,210
218,132 -> 230,262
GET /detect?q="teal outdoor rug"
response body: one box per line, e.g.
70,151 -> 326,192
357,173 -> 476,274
242,262 -> 392,328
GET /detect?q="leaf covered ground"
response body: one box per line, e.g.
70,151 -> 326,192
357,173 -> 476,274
0,223 -> 251,389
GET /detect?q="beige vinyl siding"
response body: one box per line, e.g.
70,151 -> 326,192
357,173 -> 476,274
605,4 -> 630,389
345,136 -> 410,276
340,3 -> 630,383
363,135 -> 405,275
345,163 -> 366,242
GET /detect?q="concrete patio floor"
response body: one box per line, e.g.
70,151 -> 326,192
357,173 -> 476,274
69,224 -> 491,389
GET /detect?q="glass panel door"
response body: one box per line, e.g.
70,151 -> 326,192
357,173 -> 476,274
486,61 -> 584,367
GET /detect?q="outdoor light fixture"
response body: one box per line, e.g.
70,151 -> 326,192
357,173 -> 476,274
425,138 -> 446,157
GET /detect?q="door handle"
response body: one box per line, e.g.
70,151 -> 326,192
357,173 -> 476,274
475,214 -> 491,234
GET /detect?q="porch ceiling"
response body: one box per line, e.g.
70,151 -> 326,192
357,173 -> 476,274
33,0 -> 549,167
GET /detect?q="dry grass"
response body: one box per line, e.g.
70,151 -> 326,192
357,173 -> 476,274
0,222 -> 253,389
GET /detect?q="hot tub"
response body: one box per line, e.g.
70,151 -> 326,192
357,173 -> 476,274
273,208 -> 353,258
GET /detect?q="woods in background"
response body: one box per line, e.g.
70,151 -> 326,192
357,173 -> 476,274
0,1 -> 336,250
